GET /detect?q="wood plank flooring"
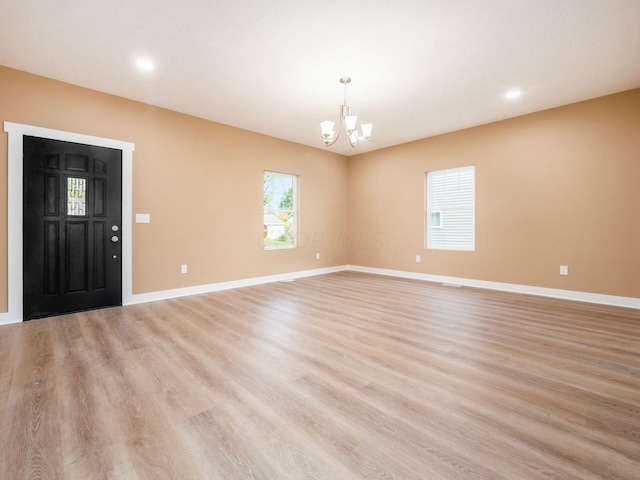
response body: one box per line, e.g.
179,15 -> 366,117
1,271 -> 639,479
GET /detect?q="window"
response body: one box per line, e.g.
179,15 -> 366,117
263,171 -> 297,249
67,177 -> 87,216
426,165 -> 475,250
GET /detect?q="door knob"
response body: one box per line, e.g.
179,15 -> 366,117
112,225 -> 119,232
111,235 -> 119,243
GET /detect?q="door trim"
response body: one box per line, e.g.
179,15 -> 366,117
3,122 -> 135,323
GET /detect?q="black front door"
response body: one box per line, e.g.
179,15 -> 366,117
23,136 -> 122,320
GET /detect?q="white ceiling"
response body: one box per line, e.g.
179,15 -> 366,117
1,0 -> 639,156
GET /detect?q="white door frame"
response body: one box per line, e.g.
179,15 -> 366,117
2,122 -> 134,324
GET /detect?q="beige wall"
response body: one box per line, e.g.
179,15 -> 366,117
0,66 -> 349,311
1,65 -> 638,313
348,89 -> 640,298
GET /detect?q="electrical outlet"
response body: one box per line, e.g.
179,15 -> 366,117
315,252 -> 320,260
181,264 -> 188,274
135,213 -> 150,223
560,265 -> 568,275
416,255 -> 421,263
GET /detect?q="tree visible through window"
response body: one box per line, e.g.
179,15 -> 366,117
426,165 -> 475,251
264,171 -> 297,249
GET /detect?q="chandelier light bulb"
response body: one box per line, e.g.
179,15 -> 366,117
320,120 -> 335,136
360,123 -> 373,140
345,115 -> 357,133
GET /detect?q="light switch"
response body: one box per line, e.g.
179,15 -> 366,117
135,213 -> 150,223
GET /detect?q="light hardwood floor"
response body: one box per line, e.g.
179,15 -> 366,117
1,271 -> 639,479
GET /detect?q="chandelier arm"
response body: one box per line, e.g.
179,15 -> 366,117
348,130 -> 358,148
322,101 -> 349,146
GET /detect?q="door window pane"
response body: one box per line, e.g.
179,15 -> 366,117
67,177 -> 87,216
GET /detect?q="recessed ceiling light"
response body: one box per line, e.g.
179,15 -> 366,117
505,89 -> 522,100
135,57 -> 155,72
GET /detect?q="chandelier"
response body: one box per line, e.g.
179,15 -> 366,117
320,77 -> 373,148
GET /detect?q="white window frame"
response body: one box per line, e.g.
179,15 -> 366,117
426,165 -> 475,251
263,170 -> 297,250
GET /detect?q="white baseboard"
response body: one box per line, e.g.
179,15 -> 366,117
0,266 -> 347,325
346,265 -> 640,310
2,263 -> 636,325
127,265 -> 348,306
0,313 -> 20,326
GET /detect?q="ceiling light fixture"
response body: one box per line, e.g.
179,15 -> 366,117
320,77 -> 373,148
505,89 -> 522,100
135,57 -> 155,72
